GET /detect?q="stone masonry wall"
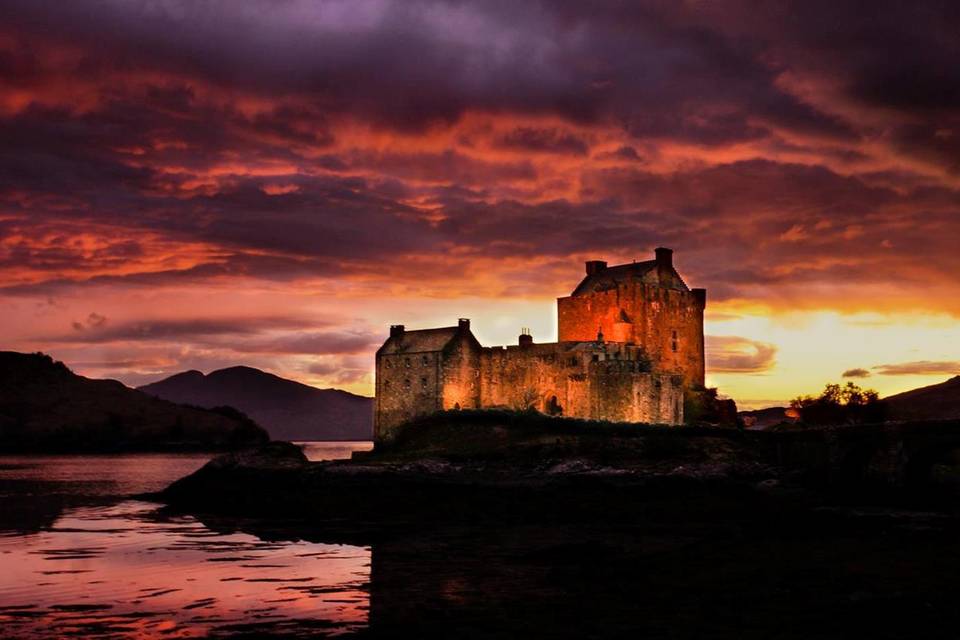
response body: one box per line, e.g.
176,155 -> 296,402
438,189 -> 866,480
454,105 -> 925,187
376,339 -> 685,441
476,342 -> 683,424
557,282 -> 705,388
375,350 -> 443,442
440,334 -> 482,412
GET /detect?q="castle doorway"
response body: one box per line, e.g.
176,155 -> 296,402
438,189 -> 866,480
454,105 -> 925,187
545,395 -> 563,416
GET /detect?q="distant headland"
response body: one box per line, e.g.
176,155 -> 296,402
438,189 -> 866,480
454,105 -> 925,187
0,352 -> 268,453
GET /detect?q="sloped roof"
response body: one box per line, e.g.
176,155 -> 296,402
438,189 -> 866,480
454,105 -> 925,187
570,260 -> 689,296
378,327 -> 460,354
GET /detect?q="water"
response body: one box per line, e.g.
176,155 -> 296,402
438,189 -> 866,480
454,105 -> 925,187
0,443 -> 372,639
4,441 -> 960,638
296,441 -> 373,463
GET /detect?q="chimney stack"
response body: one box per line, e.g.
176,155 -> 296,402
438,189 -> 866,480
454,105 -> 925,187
458,318 -> 471,331
519,328 -> 533,348
390,324 -> 405,339
655,247 -> 673,268
585,260 -> 608,276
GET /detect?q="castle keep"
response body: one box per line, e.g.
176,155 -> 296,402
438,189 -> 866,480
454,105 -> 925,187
374,248 -> 705,442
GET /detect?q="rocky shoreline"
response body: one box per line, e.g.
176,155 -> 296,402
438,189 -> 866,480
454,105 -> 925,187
154,413 -> 960,531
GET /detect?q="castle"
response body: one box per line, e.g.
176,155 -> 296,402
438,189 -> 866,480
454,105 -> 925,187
374,248 -> 705,442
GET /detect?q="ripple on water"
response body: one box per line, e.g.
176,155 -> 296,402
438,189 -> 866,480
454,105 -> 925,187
0,447 -> 373,639
0,502 -> 370,638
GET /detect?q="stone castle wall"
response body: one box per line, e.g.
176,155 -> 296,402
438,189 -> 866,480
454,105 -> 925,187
439,334 -> 482,412
557,282 -> 705,388
376,339 -> 684,442
375,350 -> 443,441
476,342 -> 681,424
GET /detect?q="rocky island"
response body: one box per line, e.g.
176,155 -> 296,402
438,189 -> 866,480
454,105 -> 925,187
157,410 -> 960,529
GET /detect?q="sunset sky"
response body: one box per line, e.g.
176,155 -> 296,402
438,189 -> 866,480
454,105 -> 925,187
2,1 -> 959,408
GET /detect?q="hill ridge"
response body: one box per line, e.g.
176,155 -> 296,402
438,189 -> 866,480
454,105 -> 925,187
0,351 -> 268,452
139,366 -> 373,441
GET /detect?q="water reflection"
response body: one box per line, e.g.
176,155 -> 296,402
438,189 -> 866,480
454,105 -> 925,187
296,441 -> 373,463
0,445 -> 373,638
0,502 -> 369,638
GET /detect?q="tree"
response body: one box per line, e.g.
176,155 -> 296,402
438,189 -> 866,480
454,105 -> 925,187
512,386 -> 540,411
790,382 -> 884,425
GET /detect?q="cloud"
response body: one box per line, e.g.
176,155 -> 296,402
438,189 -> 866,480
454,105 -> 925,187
86,312 -> 107,327
706,336 -> 778,374
70,312 -> 108,331
43,313 -> 379,362
48,316 -> 310,343
495,127 -> 590,156
2,0 -> 960,392
0,3 -> 958,313
231,331 -> 381,355
842,368 -> 872,379
306,356 -> 371,386
873,361 -> 960,376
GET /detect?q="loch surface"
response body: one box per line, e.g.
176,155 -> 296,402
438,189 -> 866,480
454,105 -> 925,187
0,443 -> 372,639
5,439 -> 960,639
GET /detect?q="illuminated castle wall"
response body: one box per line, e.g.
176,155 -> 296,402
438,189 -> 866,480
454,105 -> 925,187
374,248 -> 704,442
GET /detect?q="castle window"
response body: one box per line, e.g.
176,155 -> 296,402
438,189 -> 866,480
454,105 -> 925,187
592,354 -> 600,363
420,377 -> 427,389
569,357 -> 577,366
386,360 -> 392,369
422,355 -> 429,366
672,330 -> 679,353
405,358 -> 411,368
403,378 -> 411,389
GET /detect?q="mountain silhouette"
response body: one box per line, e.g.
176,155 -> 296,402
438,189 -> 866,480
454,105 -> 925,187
0,352 -> 268,452
139,366 -> 373,441
882,376 -> 960,421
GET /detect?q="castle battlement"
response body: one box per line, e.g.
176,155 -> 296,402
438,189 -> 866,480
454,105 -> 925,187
373,249 -> 705,442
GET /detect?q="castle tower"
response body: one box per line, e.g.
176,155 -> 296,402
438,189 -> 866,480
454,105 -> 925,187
556,248 -> 705,388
